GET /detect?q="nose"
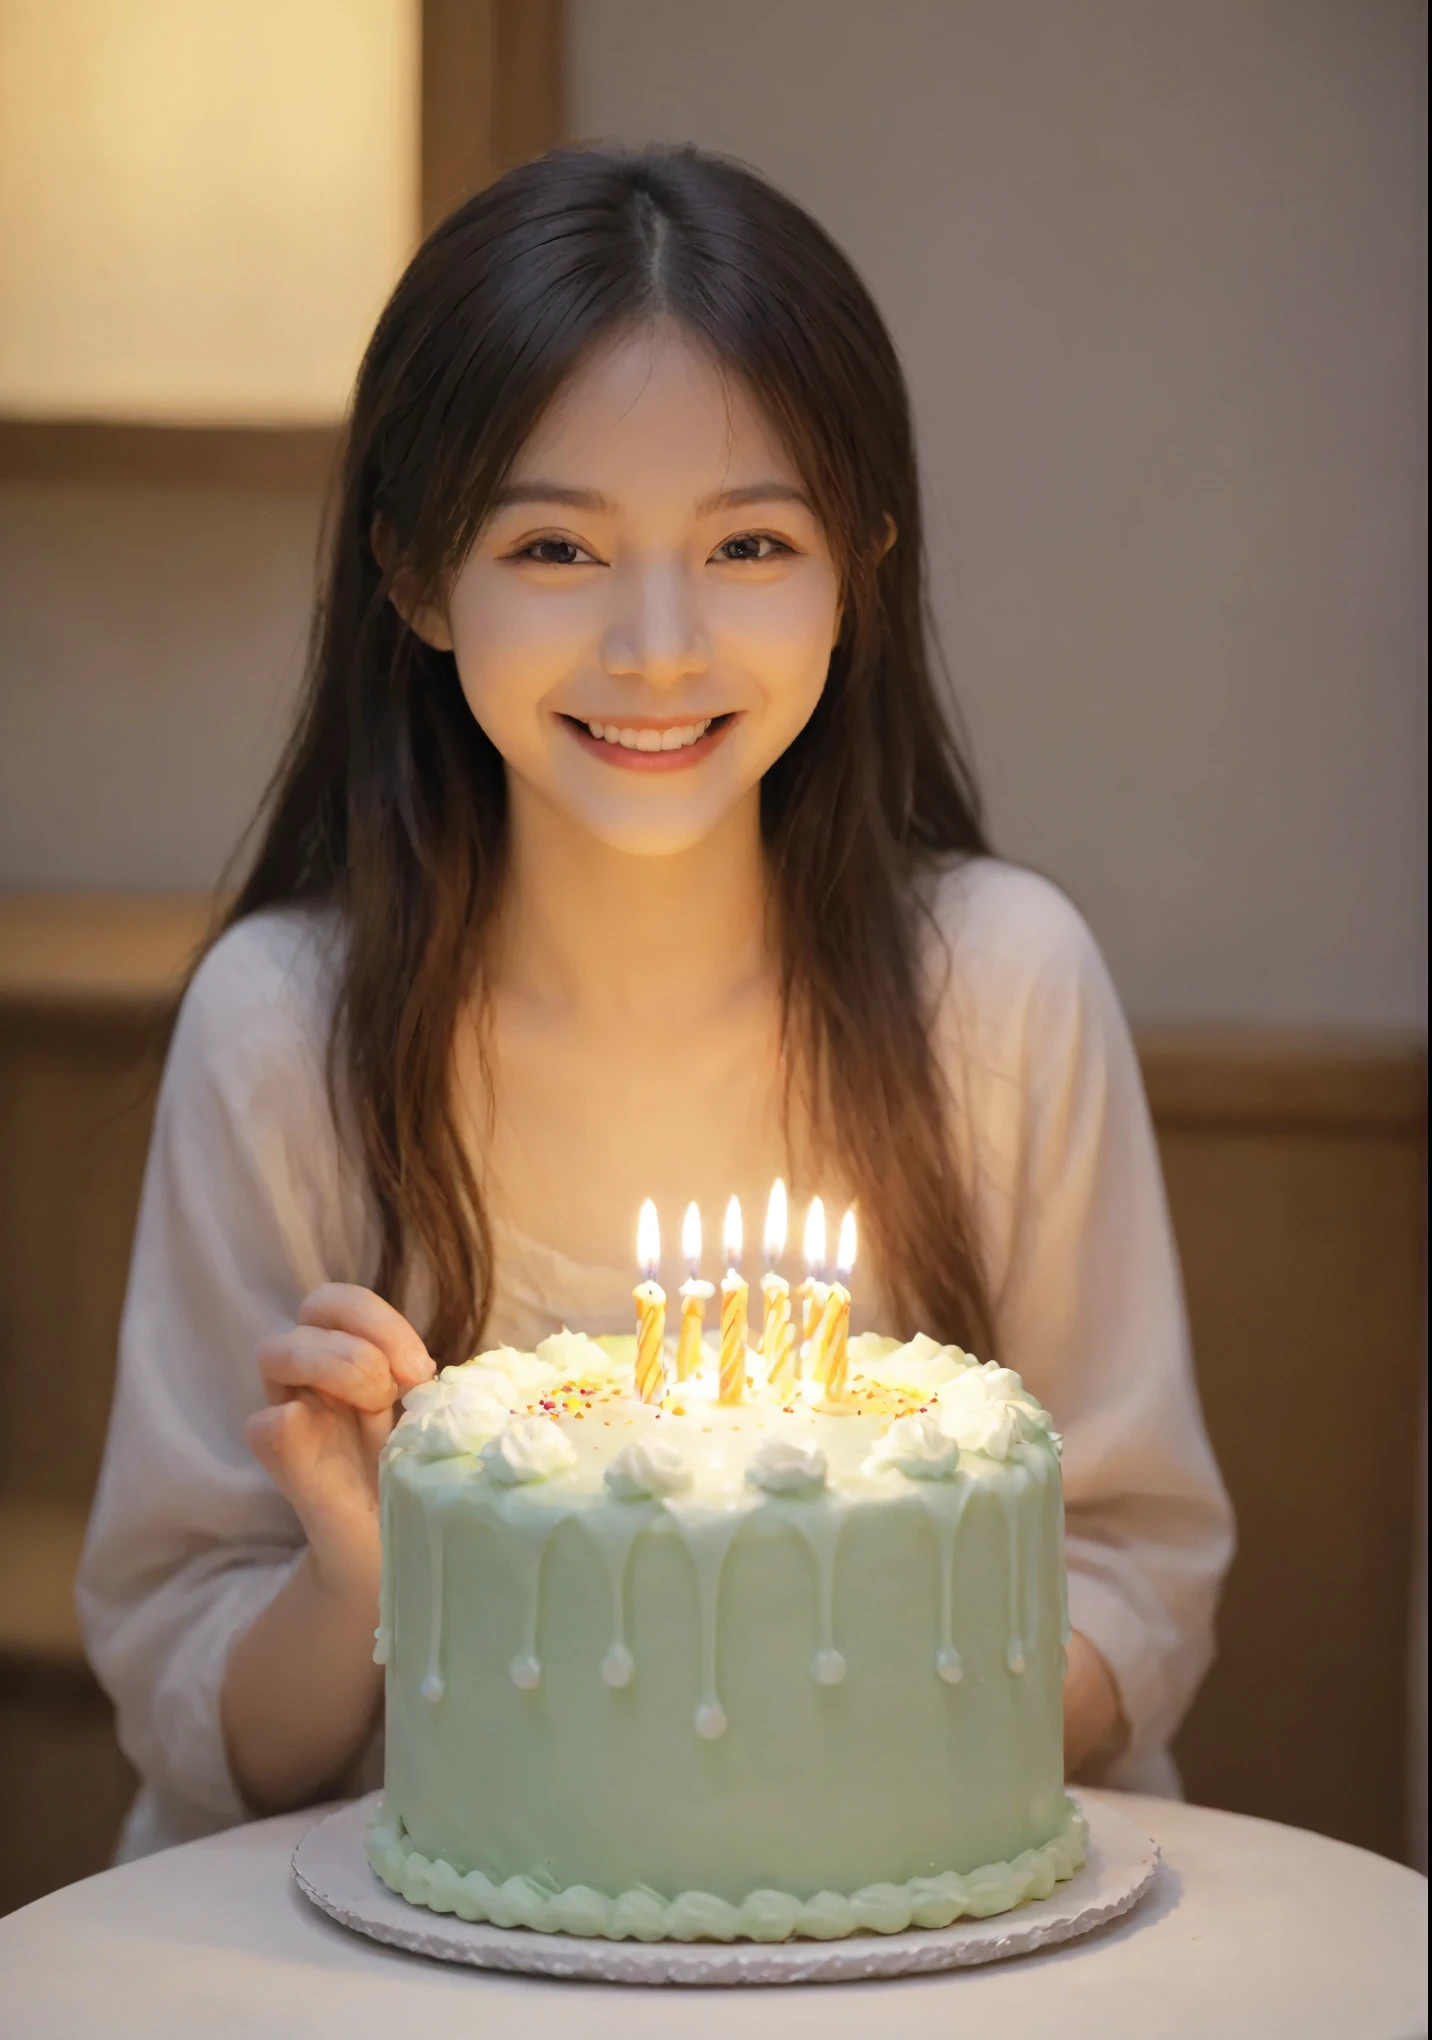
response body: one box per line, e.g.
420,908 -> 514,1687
600,559 -> 709,689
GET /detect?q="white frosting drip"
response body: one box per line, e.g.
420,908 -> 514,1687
505,1509 -> 563,1691
784,1504 -> 848,1686
665,1504 -> 749,1739
583,1509 -> 647,1690
421,1512 -> 445,1703
385,1335 -> 1066,1737
373,1477 -> 394,1664
481,1415 -> 579,1486
865,1412 -> 962,1481
745,1437 -> 828,1496
920,1480 -> 975,1683
999,1477 -> 1027,1674
604,1437 -> 693,1501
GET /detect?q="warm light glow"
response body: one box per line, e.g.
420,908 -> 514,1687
837,1208 -> 858,1280
723,1195 -> 743,1270
0,0 -> 420,423
681,1201 -> 702,1273
803,1197 -> 827,1276
637,1200 -> 661,1278
763,1179 -> 788,1263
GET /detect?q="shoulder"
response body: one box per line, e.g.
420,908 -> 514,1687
923,856 -> 1112,1028
169,904 -> 346,1109
919,856 -> 1138,1154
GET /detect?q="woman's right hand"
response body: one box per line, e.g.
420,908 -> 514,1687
246,1285 -> 435,1599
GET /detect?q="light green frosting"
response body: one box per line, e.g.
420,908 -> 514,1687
376,1334 -> 1075,1941
365,1799 -> 1088,1942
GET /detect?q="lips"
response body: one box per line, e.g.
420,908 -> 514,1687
559,712 -> 736,771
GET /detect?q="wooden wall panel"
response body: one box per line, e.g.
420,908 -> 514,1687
421,0 -> 565,231
0,1006 -> 162,1913
1163,1119 -> 1426,1860
0,1010 -> 166,1513
0,420 -> 341,492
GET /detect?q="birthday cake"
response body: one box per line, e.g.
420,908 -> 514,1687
365,1199 -> 1085,1943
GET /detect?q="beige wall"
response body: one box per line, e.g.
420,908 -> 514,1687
0,486 -> 319,890
570,0 -> 1426,1026
2,0 -> 1425,1027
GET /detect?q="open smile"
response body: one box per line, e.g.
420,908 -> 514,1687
559,712 -> 737,772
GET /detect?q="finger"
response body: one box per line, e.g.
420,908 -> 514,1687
244,1398 -> 313,1489
244,1399 -> 382,1537
256,1325 -> 395,1414
358,1407 -> 396,1459
296,1285 -> 435,1391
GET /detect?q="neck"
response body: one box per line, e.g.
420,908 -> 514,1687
494,780 -> 771,1023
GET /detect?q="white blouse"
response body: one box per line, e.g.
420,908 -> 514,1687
75,857 -> 1234,1859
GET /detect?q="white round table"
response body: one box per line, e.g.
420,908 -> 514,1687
0,1790 -> 1424,2040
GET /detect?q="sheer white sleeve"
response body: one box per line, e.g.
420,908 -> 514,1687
75,910 -> 375,1851
933,861 -> 1235,1789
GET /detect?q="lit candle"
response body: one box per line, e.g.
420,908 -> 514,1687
676,1201 -> 714,1381
797,1197 -> 829,1351
760,1179 -> 798,1399
810,1208 -> 857,1400
719,1194 -> 748,1405
633,1200 -> 667,1404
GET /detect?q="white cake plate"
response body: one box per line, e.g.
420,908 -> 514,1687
292,1790 -> 1160,1986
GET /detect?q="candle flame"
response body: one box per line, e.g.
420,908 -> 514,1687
764,1179 -> 788,1262
681,1200 -> 702,1271
836,1207 -> 858,1279
803,1196 -> 827,1275
723,1194 -> 743,1268
637,1199 -> 660,1277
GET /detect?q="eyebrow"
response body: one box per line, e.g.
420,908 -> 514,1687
488,480 -> 814,516
489,482 -> 614,512
696,482 -> 814,515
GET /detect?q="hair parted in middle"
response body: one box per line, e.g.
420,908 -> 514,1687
224,143 -> 995,1364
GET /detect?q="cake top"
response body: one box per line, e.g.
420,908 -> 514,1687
384,1331 -> 1061,1507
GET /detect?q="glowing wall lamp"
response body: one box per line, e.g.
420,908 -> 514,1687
0,0 -> 422,428
0,0 -> 559,484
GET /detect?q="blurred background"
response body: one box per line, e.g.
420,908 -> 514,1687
0,0 -> 1425,1912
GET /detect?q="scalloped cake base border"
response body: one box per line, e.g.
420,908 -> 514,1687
292,1789 -> 1161,1984
364,1798 -> 1089,1942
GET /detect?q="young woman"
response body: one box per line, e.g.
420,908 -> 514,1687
77,145 -> 1232,1856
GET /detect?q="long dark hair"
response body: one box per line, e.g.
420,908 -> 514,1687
226,144 -> 994,1363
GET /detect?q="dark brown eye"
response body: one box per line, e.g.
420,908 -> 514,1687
524,539 -> 585,566
715,533 -> 789,563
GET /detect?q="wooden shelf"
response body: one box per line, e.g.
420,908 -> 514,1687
2,894 -> 1424,1134
0,891 -> 217,1013
0,419 -> 342,493
1138,1026 -> 1428,1133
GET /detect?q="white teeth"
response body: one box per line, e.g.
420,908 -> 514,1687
579,718 -> 715,751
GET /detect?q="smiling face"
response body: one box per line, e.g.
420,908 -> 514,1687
413,323 -> 843,856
